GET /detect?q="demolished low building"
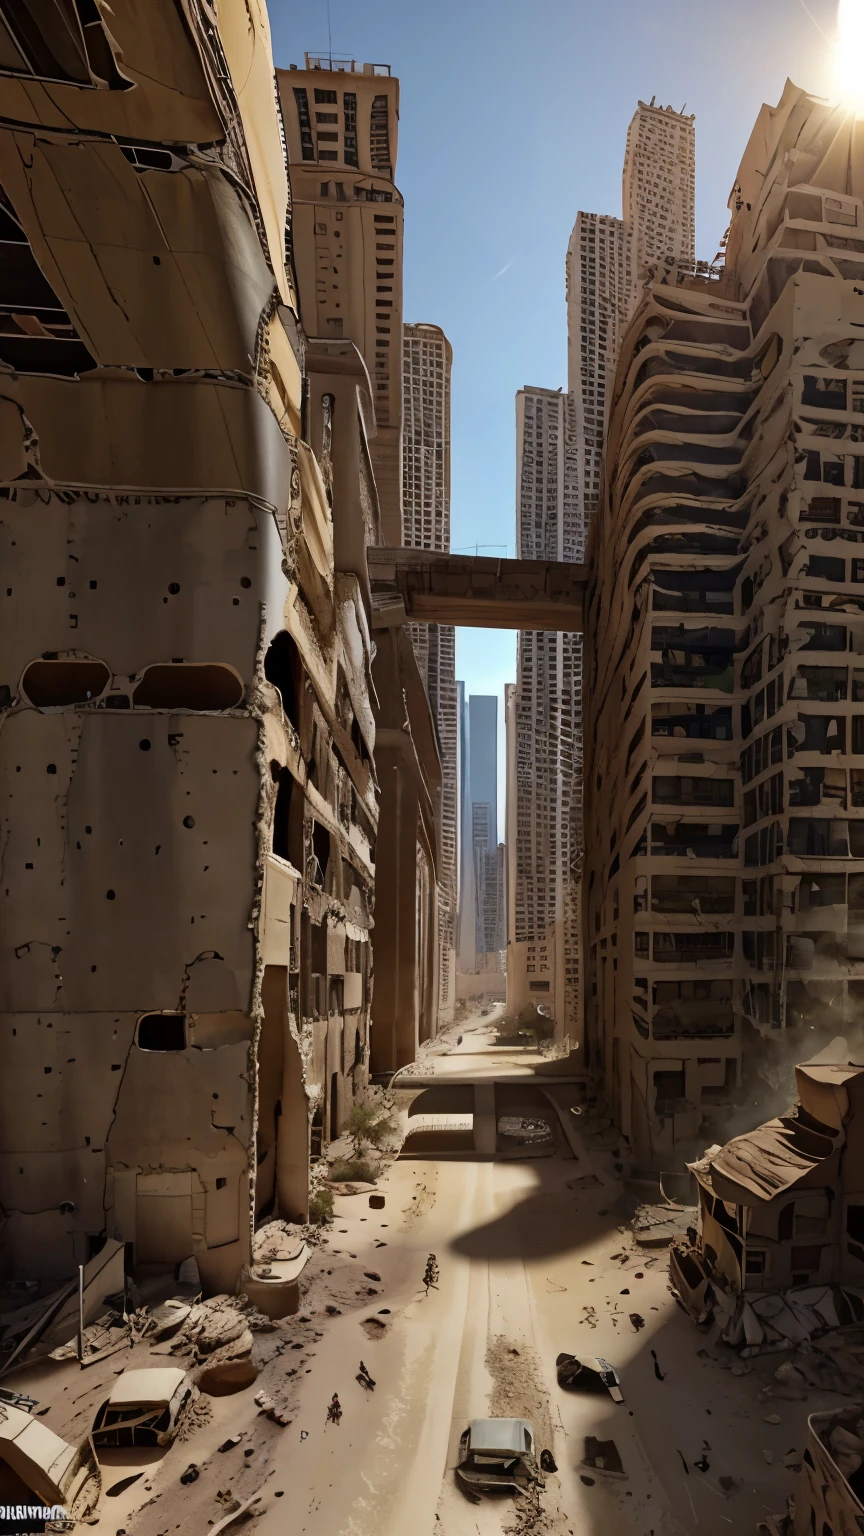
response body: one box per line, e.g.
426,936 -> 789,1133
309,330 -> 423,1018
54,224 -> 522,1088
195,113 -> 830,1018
671,1038 -> 864,1336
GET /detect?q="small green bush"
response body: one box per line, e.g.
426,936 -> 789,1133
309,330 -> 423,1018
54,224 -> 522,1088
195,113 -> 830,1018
347,1095 -> 399,1158
308,1187 -> 334,1223
329,1156 -> 377,1184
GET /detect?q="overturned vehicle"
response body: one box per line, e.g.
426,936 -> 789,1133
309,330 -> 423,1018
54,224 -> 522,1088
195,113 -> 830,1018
456,1419 -> 537,1497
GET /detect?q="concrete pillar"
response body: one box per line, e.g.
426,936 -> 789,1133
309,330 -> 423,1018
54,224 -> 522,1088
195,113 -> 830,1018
473,1082 -> 497,1156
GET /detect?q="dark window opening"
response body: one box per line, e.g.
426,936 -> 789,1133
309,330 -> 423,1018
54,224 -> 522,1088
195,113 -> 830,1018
847,1204 -> 864,1243
293,87 -> 315,159
654,1069 -> 687,1115
745,1250 -> 766,1275
329,1071 -> 339,1137
21,657 -> 109,706
264,631 -> 300,724
137,1012 -> 186,1051
272,767 -> 295,862
311,821 -> 330,886
133,664 -> 243,710
778,1202 -> 795,1241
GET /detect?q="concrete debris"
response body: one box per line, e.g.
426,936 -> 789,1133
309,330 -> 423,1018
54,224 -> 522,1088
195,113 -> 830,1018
582,1436 -> 625,1477
632,1203 -> 697,1247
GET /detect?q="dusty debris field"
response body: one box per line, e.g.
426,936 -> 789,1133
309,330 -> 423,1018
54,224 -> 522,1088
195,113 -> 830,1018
1,1119 -> 849,1536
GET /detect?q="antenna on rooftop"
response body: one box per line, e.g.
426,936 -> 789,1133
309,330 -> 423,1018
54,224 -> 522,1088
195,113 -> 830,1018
327,0 -> 333,56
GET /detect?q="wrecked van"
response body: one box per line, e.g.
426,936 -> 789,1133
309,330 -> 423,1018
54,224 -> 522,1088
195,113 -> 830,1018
456,1418 -> 536,1495
92,1368 -> 197,1449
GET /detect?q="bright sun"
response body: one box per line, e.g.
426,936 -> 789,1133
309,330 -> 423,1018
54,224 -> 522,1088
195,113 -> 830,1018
834,0 -> 864,114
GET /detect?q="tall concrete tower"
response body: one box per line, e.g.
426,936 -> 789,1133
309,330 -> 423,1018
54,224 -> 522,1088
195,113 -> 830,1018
403,323 -> 458,1025
622,98 -> 696,315
509,388 -> 582,1032
279,56 -> 404,543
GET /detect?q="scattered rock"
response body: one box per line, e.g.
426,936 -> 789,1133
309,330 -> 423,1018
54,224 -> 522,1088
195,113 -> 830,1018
179,1463 -> 199,1485
364,1272 -> 381,1282
629,1313 -> 645,1331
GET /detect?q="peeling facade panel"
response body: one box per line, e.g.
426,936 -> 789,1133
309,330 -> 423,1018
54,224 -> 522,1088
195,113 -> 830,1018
0,2 -> 376,1287
585,82 -> 864,1170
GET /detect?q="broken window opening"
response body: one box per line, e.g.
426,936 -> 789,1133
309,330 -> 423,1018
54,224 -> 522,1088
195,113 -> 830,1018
264,631 -> 300,724
133,664 -> 243,711
271,766 -> 297,864
654,1069 -> 687,1116
137,1012 -> 186,1051
21,656 -> 109,706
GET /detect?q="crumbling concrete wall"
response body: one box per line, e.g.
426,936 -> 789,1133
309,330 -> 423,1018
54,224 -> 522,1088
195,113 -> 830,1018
0,1 -> 377,1287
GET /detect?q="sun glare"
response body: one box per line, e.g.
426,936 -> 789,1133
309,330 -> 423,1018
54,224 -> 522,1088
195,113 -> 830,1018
835,0 -> 864,115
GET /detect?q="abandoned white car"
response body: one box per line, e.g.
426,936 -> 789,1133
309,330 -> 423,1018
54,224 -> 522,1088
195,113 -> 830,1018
456,1418 -> 537,1495
92,1368 -> 198,1449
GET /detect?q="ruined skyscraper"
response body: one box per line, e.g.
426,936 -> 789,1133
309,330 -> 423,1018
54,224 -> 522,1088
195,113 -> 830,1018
403,323 -> 457,1026
279,57 -> 442,1070
585,81 -> 864,1168
0,4 -> 378,1285
508,388 -> 582,1027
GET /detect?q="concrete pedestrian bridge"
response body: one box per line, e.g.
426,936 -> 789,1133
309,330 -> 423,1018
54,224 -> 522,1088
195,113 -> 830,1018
367,546 -> 588,632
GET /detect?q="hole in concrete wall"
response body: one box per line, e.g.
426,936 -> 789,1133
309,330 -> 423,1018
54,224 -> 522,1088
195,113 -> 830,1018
22,658 -> 110,706
264,632 -> 300,722
134,664 -> 243,710
272,769 -> 295,861
137,1012 -> 186,1051
312,821 -> 331,885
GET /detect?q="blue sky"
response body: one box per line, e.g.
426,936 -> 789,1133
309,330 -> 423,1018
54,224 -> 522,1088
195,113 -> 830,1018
269,0 -> 839,831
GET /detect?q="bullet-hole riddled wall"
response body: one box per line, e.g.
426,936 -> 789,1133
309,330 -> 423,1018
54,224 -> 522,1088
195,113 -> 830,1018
0,6 -> 378,1287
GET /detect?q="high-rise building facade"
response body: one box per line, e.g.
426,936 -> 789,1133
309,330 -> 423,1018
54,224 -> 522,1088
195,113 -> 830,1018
279,56 -> 404,542
403,323 -> 457,1025
505,101 -> 696,1045
458,692 -> 503,965
622,98 -> 696,316
585,81 -> 864,1173
567,102 -> 696,545
508,389 -> 582,1027
566,213 -> 629,529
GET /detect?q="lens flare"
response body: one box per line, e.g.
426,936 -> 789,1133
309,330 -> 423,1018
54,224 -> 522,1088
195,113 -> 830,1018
835,0 -> 864,115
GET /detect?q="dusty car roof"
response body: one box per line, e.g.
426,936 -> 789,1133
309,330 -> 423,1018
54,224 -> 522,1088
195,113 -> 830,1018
468,1418 -> 532,1453
107,1368 -> 187,1405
